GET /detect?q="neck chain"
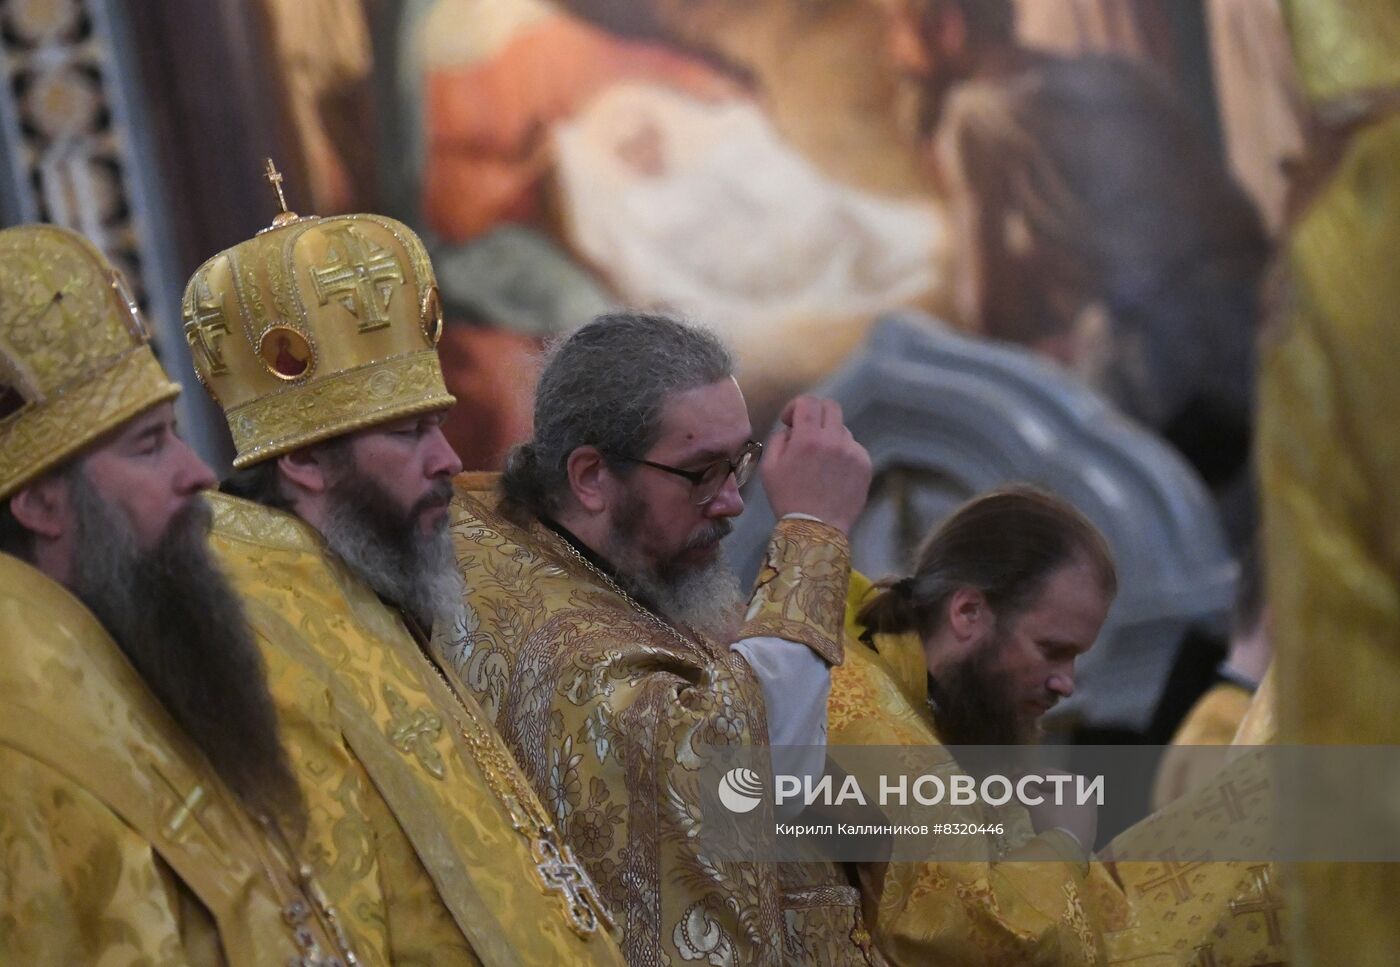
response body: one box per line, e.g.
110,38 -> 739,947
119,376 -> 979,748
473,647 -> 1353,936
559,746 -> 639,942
411,631 -> 614,938
545,528 -> 700,653
232,807 -> 361,966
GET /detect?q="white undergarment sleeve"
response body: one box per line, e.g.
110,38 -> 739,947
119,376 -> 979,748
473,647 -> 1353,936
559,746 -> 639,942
730,635 -> 830,816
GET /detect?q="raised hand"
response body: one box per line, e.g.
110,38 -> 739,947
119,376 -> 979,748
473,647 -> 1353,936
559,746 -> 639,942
760,395 -> 872,535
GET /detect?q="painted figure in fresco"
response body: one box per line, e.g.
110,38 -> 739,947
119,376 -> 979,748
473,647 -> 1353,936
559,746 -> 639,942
413,0 -> 942,443
885,0 -> 1269,549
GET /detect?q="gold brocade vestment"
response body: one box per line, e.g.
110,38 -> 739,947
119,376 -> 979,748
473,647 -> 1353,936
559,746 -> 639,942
0,553 -> 350,966
446,476 -> 877,965
829,573 -> 1114,966
1257,4 -> 1400,964
1103,669 -> 1284,966
1150,683 -> 1255,809
206,493 -> 625,967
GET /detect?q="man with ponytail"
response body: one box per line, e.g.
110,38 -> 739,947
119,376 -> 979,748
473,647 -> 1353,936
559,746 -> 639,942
829,485 -> 1121,965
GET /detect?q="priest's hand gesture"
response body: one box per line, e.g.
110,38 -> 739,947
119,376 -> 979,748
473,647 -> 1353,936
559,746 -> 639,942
761,395 -> 872,535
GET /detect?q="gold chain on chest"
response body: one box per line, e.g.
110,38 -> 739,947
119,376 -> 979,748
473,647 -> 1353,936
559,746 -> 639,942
232,808 -> 362,967
412,636 -> 615,938
154,760 -> 359,965
546,530 -> 701,654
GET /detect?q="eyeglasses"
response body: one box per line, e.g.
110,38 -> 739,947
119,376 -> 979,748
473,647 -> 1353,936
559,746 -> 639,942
618,440 -> 763,506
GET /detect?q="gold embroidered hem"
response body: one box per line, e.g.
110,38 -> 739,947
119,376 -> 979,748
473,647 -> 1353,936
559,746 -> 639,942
743,517 -> 851,665
0,347 -> 179,500
1105,660 -> 1284,964
0,552 -> 350,966
207,493 -> 624,967
447,477 -> 873,965
1102,750 -> 1285,967
225,350 -> 453,467
831,573 -> 1114,966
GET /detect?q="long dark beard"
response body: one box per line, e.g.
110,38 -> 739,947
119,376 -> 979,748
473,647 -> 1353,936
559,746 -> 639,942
605,488 -> 743,641
319,472 -> 465,635
68,474 -> 305,835
929,632 -> 1033,748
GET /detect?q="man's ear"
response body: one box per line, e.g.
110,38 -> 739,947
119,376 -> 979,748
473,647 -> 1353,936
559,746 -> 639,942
9,475 -> 73,540
945,585 -> 992,645
565,446 -> 610,514
276,446 -> 332,497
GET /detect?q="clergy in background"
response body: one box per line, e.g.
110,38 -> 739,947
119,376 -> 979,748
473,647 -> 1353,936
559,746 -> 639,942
830,486 -> 1120,965
0,224 -> 358,965
1152,544 -> 1270,809
179,184 -> 625,966
445,313 -> 879,963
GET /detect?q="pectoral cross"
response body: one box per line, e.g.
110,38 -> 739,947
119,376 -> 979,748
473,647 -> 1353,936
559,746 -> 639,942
1229,865 -> 1285,946
383,685 -> 447,779
151,765 -> 225,852
185,276 -> 230,375
1193,777 -> 1270,824
311,226 -> 404,333
531,835 -> 612,937
1135,849 -> 1205,904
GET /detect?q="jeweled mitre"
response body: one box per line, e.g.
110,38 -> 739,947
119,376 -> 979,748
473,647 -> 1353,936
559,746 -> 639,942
182,209 -> 454,467
0,224 -> 180,499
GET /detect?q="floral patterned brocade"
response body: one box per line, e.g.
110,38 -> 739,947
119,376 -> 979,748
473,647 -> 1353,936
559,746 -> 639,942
446,478 -> 876,966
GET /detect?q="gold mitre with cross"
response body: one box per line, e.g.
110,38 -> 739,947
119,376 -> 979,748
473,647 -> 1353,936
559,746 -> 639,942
183,162 -> 454,467
0,224 -> 181,500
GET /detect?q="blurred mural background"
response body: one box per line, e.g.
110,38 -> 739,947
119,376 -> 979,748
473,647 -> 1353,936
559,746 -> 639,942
0,0 -> 1317,739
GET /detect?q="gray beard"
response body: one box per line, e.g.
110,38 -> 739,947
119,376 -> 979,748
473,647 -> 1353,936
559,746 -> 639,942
68,472 -> 305,834
319,472 -> 466,637
620,553 -> 744,642
604,492 -> 744,642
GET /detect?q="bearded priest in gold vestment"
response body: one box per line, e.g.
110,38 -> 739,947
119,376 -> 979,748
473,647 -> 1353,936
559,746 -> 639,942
445,313 -> 881,964
828,488 -> 1122,966
0,224 -> 359,965
177,182 -> 624,966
